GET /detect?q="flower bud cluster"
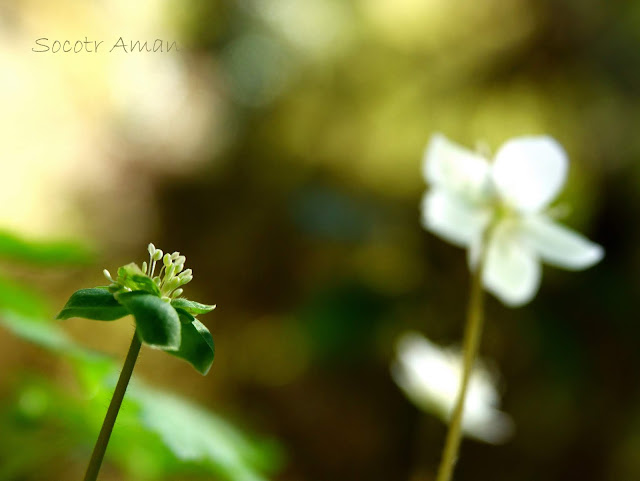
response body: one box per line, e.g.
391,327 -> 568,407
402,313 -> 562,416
103,243 -> 195,301
147,243 -> 193,299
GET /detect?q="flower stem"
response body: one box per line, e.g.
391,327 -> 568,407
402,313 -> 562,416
434,258 -> 486,481
83,331 -> 142,481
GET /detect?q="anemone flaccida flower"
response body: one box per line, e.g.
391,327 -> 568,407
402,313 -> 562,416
421,134 -> 604,306
392,332 -> 513,444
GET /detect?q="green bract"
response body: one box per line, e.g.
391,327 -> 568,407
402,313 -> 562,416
56,288 -> 129,321
171,298 -> 217,315
56,244 -> 216,375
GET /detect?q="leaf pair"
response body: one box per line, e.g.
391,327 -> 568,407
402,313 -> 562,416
56,288 -> 216,375
116,263 -> 162,296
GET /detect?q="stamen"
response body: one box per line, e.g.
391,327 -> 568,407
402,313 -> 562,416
165,264 -> 176,280
103,269 -> 115,283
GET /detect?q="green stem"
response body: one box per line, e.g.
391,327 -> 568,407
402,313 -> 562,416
434,257 -> 486,481
83,331 -> 142,481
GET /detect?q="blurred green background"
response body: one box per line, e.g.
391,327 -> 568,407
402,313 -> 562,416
0,0 -> 637,480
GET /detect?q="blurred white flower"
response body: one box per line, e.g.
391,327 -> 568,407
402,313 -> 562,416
421,134 -> 604,306
392,332 -> 513,444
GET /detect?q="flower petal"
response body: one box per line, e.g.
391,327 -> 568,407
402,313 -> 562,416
391,332 -> 514,444
423,133 -> 491,201
462,406 -> 515,444
492,136 -> 568,212
483,220 -> 541,306
522,215 -> 604,270
421,189 -> 491,248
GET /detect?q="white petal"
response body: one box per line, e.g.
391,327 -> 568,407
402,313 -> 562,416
483,220 -> 541,307
492,136 -> 568,212
462,407 -> 515,444
423,133 -> 492,201
421,189 -> 491,248
391,332 -> 513,444
521,215 -> 604,270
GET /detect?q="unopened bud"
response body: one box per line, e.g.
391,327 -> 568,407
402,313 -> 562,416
165,264 -> 176,279
171,288 -> 184,298
148,243 -> 156,255
152,249 -> 163,261
103,269 -> 114,282
163,253 -> 172,267
167,277 -> 181,291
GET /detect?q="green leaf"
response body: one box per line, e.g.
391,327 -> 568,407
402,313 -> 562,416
167,309 -> 215,375
2,375 -> 282,481
56,288 -> 130,321
171,298 -> 217,315
0,274 -> 50,317
128,274 -> 161,296
0,310 -> 76,353
117,262 -> 146,278
129,384 -> 283,481
0,230 -> 92,265
0,308 -> 281,481
117,263 -> 161,296
115,291 -> 180,349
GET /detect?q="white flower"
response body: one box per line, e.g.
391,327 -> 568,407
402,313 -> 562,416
421,134 -> 604,306
391,332 -> 514,444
